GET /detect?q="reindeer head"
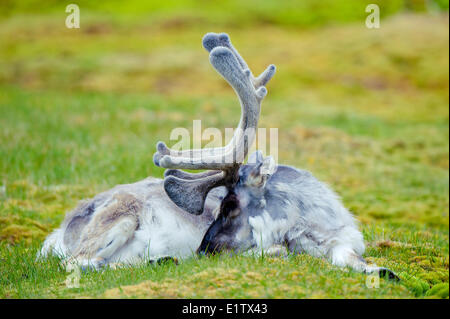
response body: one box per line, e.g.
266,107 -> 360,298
153,32 -> 276,216
198,150 -> 278,255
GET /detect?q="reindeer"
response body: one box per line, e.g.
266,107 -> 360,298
39,33 -> 398,280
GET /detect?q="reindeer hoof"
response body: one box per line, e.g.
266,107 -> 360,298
149,256 -> 179,265
79,257 -> 106,272
378,267 -> 401,281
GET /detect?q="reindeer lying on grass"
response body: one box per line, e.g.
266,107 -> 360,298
39,33 -> 398,280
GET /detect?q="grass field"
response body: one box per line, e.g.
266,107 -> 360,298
0,2 -> 448,298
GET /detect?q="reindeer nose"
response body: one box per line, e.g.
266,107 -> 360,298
196,242 -> 210,256
196,248 -> 207,257
197,239 -> 216,256
197,246 -> 213,257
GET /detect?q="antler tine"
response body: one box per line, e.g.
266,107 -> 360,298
253,64 -> 276,89
164,169 -> 221,180
203,33 -> 276,89
203,33 -> 250,72
153,140 -> 230,167
164,172 -> 226,215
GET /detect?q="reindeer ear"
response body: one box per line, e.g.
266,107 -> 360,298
247,150 -> 264,165
260,156 -> 276,176
245,155 -> 276,188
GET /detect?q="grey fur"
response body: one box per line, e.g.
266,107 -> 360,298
198,156 -> 399,280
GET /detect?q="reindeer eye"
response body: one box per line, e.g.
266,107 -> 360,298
228,208 -> 241,219
222,201 -> 237,215
221,193 -> 239,218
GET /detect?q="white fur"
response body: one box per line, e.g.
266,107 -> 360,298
39,177 -> 213,268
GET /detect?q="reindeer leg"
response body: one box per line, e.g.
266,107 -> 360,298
74,216 -> 138,271
69,193 -> 142,271
242,244 -> 289,257
329,245 -> 400,281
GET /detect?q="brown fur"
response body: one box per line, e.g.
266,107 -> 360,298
63,199 -> 94,252
73,192 -> 143,259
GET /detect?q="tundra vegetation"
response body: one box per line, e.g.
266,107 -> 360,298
0,1 -> 448,298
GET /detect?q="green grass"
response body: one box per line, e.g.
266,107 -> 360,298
0,2 -> 448,298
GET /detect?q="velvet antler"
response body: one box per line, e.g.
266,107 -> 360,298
153,32 -> 275,214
